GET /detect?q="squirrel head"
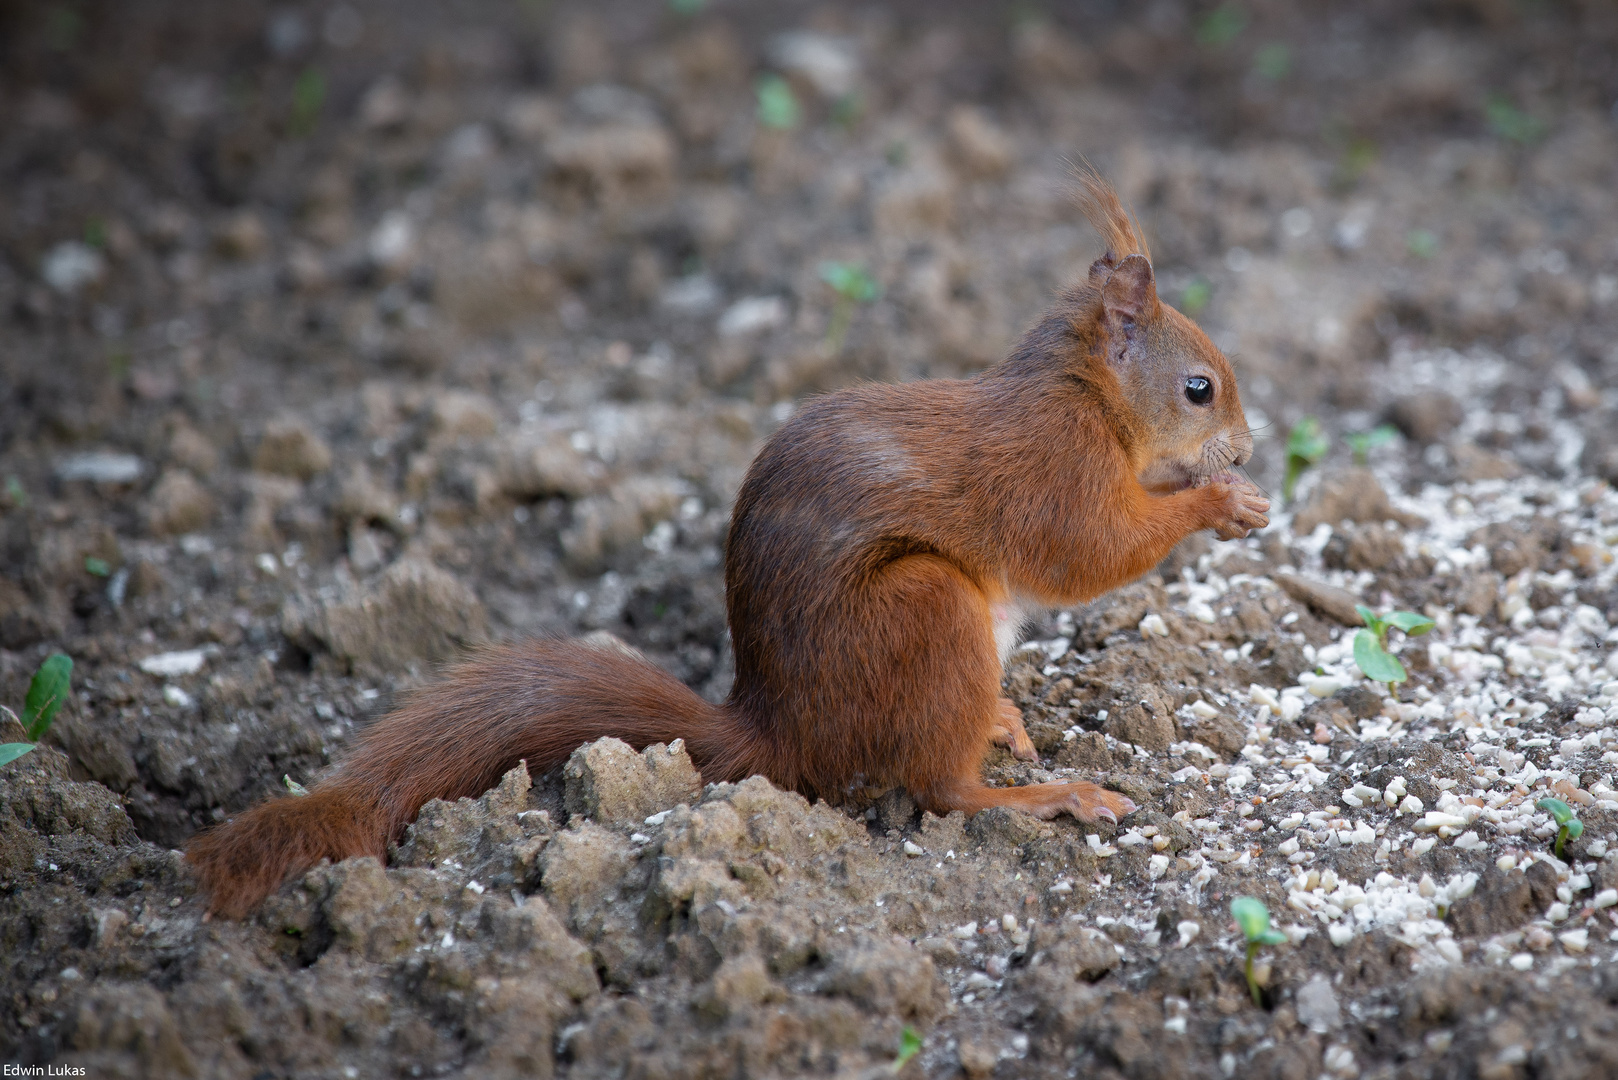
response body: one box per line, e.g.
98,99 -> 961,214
1072,169 -> 1255,495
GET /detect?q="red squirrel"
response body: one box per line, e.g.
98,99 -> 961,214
188,172 -> 1269,917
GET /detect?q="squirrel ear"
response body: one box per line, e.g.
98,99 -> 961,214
1100,254 -> 1157,325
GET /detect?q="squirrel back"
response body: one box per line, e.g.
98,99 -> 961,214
188,170 -> 1268,916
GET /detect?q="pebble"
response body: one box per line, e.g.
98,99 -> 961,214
139,650 -> 208,677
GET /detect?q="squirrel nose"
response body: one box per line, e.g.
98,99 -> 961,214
1230,428 -> 1254,467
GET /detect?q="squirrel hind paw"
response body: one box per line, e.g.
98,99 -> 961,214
1069,784 -> 1137,824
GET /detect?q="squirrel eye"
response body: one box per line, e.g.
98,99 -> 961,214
1185,376 -> 1214,405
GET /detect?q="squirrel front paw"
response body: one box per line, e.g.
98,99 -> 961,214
1203,473 -> 1270,540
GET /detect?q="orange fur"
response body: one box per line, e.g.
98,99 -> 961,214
187,174 -> 1268,917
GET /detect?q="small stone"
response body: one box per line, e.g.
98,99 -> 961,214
820,936 -> 944,1021
253,417 -> 332,479
56,452 -> 144,485
1334,686 -> 1384,720
958,1039 -> 998,1079
280,556 -> 488,675
1056,730 -> 1114,772
1387,390 -> 1463,445
166,424 -> 219,476
213,210 -> 269,259
1292,468 -> 1424,534
1274,573 -> 1364,627
563,736 -> 701,830
1296,974 -> 1341,1032
946,106 -> 1014,179
144,469 -> 214,536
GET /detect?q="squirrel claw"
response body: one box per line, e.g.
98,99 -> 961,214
991,698 -> 1040,762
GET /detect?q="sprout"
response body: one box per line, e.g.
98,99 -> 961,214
818,261 -> 880,355
1343,423 -> 1398,465
290,67 -> 327,137
284,775 -> 311,797
1,653 -> 74,768
1352,606 -> 1437,696
756,75 -> 800,131
1485,94 -> 1546,145
1252,43 -> 1291,81
1230,896 -> 1287,1006
891,1026 -> 922,1073
84,555 -> 112,577
1537,798 -> 1584,861
1406,229 -> 1439,260
1196,4 -> 1247,46
1282,416 -> 1328,501
1180,277 -> 1211,317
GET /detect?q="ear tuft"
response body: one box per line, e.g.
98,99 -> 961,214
1101,254 -> 1157,324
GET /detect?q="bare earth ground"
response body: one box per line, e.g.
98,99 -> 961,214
4,1 -> 1618,1077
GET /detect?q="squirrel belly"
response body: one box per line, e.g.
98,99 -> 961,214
187,171 -> 1267,916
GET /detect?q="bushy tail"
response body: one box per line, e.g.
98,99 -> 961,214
187,636 -> 754,917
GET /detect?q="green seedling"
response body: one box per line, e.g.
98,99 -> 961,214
756,75 -> 799,131
5,476 -> 27,508
45,3 -> 84,52
1180,277 -> 1211,317
1537,797 -> 1583,861
84,556 -> 112,577
1344,423 -> 1398,465
1252,43 -> 1290,81
290,67 -> 326,137
1196,4 -> 1247,46
284,775 -> 311,797
1407,229 -> 1439,260
892,1026 -> 922,1073
1333,137 -> 1377,190
1485,94 -> 1545,145
1353,605 -> 1436,695
831,92 -> 863,130
1230,896 -> 1286,1006
1,653 -> 73,768
668,0 -> 706,14
1282,416 -> 1328,501
819,261 -> 880,354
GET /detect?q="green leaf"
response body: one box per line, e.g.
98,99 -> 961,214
1485,94 -> 1545,145
1180,278 -> 1211,316
1354,604 -> 1380,630
1385,611 -> 1436,637
0,743 -> 36,767
284,775 -> 310,797
1537,798 -> 1574,826
1406,229 -> 1439,260
290,67 -> 326,137
1230,896 -> 1271,942
23,653 -> 72,742
1343,424 -> 1399,464
84,555 -> 112,577
1256,929 -> 1289,946
1353,630 -> 1407,684
1565,819 -> 1585,840
1251,43 -> 1290,81
1196,4 -> 1247,46
1282,416 -> 1328,501
756,75 -> 800,131
1285,416 -> 1329,466
893,1026 -> 923,1072
818,261 -> 880,303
